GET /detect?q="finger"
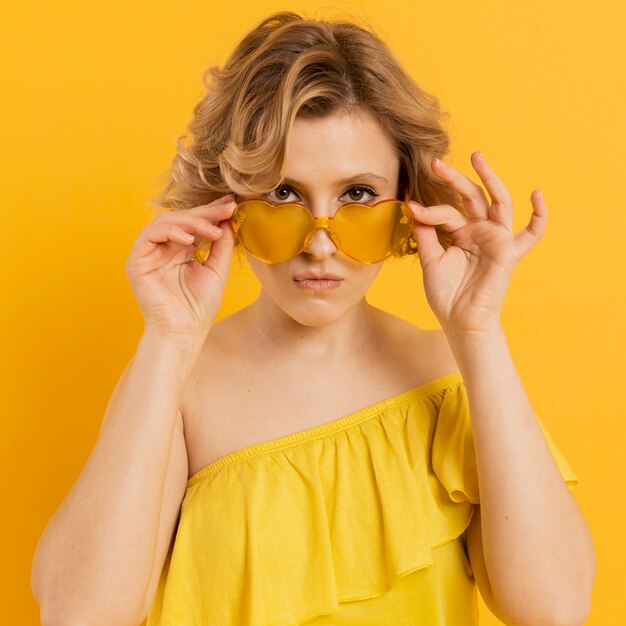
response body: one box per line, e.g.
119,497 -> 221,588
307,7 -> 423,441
190,208 -> 238,266
134,221 -> 222,258
469,152 -> 514,230
149,224 -> 198,246
408,200 -> 468,234
154,211 -> 227,238
199,219 -> 235,275
431,157 -> 490,220
514,189 -> 548,258
410,220 -> 445,267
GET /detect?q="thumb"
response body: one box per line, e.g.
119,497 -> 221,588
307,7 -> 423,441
201,219 -> 235,278
410,218 -> 444,268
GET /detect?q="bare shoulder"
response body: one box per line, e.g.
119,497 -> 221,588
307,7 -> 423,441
373,308 -> 460,382
180,309 -> 248,406
194,307 -> 249,363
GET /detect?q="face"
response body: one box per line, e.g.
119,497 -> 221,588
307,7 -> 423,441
243,107 -> 401,327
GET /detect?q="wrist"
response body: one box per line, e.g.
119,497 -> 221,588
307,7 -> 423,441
140,326 -> 208,353
442,325 -> 508,359
442,325 -> 506,341
137,328 -> 207,386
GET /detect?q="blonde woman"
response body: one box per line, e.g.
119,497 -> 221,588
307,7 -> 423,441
32,12 -> 595,626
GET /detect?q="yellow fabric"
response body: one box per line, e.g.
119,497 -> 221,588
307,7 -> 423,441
145,371 -> 578,626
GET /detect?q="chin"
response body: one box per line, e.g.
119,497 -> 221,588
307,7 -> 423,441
278,296 -> 357,327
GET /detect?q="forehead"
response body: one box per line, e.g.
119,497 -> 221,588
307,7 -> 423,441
284,109 -> 400,187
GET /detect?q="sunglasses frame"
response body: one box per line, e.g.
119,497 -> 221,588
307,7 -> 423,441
230,192 -> 415,264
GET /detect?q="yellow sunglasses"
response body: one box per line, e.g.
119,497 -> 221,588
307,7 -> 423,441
192,193 -> 415,265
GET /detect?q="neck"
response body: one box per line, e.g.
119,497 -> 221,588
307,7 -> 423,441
241,291 -> 383,364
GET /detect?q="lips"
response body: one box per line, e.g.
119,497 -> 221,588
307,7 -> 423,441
293,271 -> 344,281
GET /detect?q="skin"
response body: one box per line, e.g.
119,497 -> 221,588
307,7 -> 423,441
181,108 -> 436,478
203,107 -> 596,624
240,108 -> 401,358
406,152 -> 596,623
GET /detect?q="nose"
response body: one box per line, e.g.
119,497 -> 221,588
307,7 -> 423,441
302,223 -> 339,260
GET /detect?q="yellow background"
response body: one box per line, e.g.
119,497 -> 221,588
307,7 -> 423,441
2,0 -> 623,623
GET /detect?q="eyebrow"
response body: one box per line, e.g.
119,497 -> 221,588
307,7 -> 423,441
283,173 -> 389,187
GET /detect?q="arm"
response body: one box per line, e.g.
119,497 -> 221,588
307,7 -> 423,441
449,328 -> 595,626
31,331 -> 203,626
408,151 -> 595,625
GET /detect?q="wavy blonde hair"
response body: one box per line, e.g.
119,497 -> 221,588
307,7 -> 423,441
150,11 -> 466,264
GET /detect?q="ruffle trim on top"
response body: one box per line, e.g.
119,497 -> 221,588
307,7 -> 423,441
146,372 -> 578,626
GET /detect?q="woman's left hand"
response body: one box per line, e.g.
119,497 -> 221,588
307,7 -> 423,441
408,151 -> 547,333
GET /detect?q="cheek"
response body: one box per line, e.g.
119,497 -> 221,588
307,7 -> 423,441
356,263 -> 384,290
246,254 -> 288,286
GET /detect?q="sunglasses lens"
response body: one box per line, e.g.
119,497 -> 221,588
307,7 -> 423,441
236,201 -> 312,263
333,201 -> 412,263
234,199 -> 413,264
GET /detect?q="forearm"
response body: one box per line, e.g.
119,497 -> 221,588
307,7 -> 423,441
445,327 -> 595,625
31,331 -> 203,625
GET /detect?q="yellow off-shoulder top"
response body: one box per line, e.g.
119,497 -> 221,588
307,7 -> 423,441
143,371 -> 578,626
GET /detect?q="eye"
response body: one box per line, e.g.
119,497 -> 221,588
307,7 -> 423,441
266,184 -> 300,203
341,185 -> 379,203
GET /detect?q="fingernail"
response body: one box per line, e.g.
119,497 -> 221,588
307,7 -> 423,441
433,158 -> 442,167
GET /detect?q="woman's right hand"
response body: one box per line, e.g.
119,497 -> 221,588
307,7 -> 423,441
126,194 -> 238,340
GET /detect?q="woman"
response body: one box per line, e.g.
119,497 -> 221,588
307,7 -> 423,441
31,11 -> 595,626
